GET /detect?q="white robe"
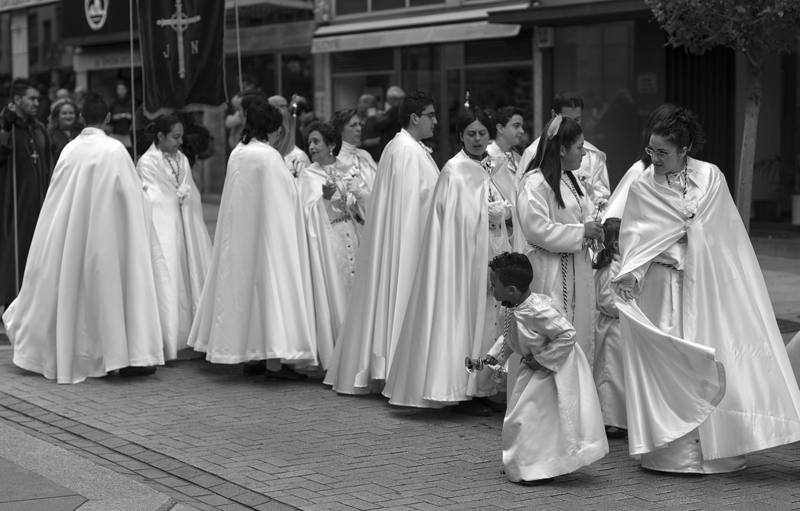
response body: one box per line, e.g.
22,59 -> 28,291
519,138 -> 610,202
614,158 -> 800,471
517,169 -> 596,368
487,141 -> 521,210
297,160 -> 372,370
488,293 -> 608,482
593,255 -> 626,428
323,129 -> 439,393
2,128 -> 164,383
602,160 -> 645,221
188,140 -> 317,366
383,151 -> 511,407
137,144 -> 211,360
337,140 -> 378,180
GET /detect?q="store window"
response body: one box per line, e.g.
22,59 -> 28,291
282,53 -> 314,105
334,0 -> 444,16
331,48 -> 395,111
554,22 -> 639,185
226,54 -> 276,96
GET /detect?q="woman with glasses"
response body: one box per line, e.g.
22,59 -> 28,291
332,109 -> 378,180
602,104 -> 677,220
516,115 -> 603,380
614,106 -> 800,474
297,121 -> 372,370
384,108 -> 520,416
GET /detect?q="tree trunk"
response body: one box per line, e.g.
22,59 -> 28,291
735,57 -> 763,232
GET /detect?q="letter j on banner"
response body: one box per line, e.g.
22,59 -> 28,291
137,0 -> 226,112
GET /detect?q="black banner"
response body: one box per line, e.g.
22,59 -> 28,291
137,0 -> 226,112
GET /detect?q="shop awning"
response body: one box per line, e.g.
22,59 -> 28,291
312,20 -> 520,53
488,0 -> 651,26
225,0 -> 313,10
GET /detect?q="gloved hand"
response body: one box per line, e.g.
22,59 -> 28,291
2,105 -> 17,132
346,179 -> 364,200
488,200 -> 511,224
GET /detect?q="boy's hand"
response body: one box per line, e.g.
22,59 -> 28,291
483,355 -> 499,366
521,355 -> 543,372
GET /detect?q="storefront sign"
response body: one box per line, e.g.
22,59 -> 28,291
0,0 -> 56,12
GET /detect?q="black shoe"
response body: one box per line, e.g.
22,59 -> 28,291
119,366 -> 157,378
516,477 -> 554,487
474,397 -> 507,413
265,364 -> 308,381
451,400 -> 493,417
243,360 -> 267,375
605,426 -> 628,439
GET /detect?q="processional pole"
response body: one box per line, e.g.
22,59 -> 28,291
10,124 -> 19,294
130,0 -> 138,161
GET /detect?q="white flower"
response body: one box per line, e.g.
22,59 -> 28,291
481,157 -> 495,174
595,198 -> 608,212
177,183 -> 191,203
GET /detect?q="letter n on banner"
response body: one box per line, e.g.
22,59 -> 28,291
137,0 -> 226,113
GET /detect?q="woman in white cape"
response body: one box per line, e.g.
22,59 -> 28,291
188,100 -> 317,379
614,106 -> 800,473
384,108 -> 521,415
137,114 -> 211,360
297,121 -> 372,370
332,108 -> 378,178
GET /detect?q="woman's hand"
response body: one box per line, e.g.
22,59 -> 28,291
615,273 -> 636,301
584,221 -> 603,240
322,181 -> 336,201
346,179 -> 364,200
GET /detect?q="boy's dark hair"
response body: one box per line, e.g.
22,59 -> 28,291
399,91 -> 436,129
493,106 -> 524,129
11,78 -> 36,100
489,252 -> 533,291
81,92 -> 109,126
552,91 -> 584,114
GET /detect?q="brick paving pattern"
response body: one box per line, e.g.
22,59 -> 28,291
0,353 -> 799,510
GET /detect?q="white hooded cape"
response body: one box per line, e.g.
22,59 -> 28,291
613,159 -> 800,458
383,151 -> 510,407
188,140 -> 317,366
297,160 -> 372,369
3,128 -> 165,383
137,144 -> 211,360
323,129 -> 439,393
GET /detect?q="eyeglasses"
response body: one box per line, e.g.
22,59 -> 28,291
418,112 -> 437,120
645,147 -> 677,160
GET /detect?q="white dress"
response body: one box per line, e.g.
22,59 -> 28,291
593,255 -> 626,428
323,129 -> 439,394
488,293 -> 608,482
297,160 -> 373,369
188,140 -> 317,366
3,128 -> 164,383
137,144 -> 211,360
383,151 -> 513,407
615,158 -> 800,473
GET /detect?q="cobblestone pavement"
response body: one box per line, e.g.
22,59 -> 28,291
0,349 -> 799,511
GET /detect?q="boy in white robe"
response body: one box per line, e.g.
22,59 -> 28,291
2,92 -> 164,383
470,252 -> 607,485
